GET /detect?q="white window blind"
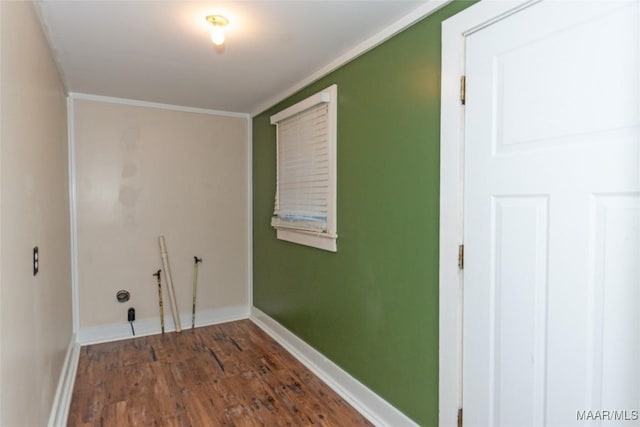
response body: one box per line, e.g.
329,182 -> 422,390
270,85 -> 337,251
272,102 -> 329,232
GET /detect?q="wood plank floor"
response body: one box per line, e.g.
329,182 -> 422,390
67,320 -> 373,426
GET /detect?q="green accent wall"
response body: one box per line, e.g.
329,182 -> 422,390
253,2 -> 475,424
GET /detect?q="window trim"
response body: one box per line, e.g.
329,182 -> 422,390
270,84 -> 338,252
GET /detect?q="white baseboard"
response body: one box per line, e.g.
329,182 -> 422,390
77,305 -> 249,345
48,334 -> 81,427
249,307 -> 418,427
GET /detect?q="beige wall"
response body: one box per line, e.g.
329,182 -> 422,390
73,100 -> 249,329
0,2 -> 73,426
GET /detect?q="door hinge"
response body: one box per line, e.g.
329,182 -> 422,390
458,244 -> 464,270
458,408 -> 463,427
460,75 -> 466,105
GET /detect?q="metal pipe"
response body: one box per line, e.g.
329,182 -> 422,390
192,256 -> 202,329
158,236 -> 181,332
153,269 -> 165,334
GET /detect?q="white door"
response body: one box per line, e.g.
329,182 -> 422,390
463,1 -> 640,426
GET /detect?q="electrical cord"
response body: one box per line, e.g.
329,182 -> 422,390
128,307 -> 136,336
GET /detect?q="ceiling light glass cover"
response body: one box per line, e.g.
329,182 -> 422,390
206,15 -> 229,46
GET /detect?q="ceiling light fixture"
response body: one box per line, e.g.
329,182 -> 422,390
206,15 -> 229,46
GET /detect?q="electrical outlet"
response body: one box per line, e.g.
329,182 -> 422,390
33,246 -> 39,276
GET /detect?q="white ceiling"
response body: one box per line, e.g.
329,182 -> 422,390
35,1 -> 428,115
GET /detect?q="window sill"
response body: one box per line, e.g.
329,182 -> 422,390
275,227 -> 337,252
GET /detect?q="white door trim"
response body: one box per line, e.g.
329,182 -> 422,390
438,1 -> 539,425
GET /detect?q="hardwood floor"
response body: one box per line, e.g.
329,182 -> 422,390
67,320 -> 373,426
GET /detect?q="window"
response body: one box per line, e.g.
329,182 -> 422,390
270,85 -> 337,252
